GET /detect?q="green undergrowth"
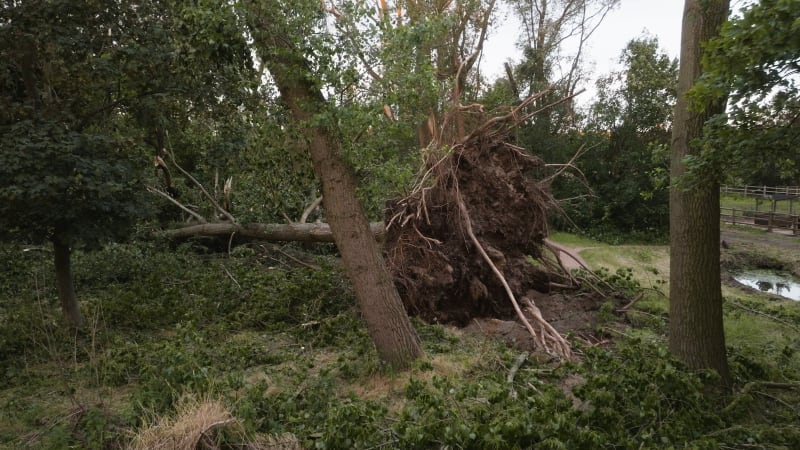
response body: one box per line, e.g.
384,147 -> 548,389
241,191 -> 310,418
1,239 -> 799,449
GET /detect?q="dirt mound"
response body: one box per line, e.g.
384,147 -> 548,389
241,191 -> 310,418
385,137 -> 567,326
463,291 -> 607,352
382,92 -> 624,357
379,94 -> 622,356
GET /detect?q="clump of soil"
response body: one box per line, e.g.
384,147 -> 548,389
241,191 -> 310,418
383,107 -> 609,354
385,137 -> 563,325
463,291 -> 609,352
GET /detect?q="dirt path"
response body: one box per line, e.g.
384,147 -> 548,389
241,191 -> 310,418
544,239 -> 591,271
721,228 -> 800,251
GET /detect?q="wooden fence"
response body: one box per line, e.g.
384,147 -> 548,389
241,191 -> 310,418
721,207 -> 800,235
721,185 -> 800,197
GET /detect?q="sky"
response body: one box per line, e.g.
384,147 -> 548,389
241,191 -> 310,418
479,0 -> 685,103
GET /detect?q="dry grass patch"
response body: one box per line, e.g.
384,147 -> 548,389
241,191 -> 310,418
128,395 -> 301,450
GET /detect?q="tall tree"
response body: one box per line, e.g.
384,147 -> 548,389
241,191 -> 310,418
0,1 -> 153,327
568,37 -> 677,235
0,1 -> 255,327
669,0 -> 731,385
245,1 -> 423,369
509,0 -> 619,134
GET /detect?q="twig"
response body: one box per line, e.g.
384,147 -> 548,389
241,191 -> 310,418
541,239 -> 580,287
462,86 -> 555,143
147,186 -> 207,223
164,131 -> 237,223
722,381 -> 800,415
542,239 -> 615,296
542,142 -> 597,185
726,299 -> 800,332
522,298 -> 571,358
625,309 -> 665,322
227,231 -> 236,255
618,292 -> 645,312
517,89 -> 585,124
223,267 -> 241,289
300,196 -> 323,224
507,351 -> 528,399
259,244 -> 321,270
194,418 -> 237,449
754,390 -> 798,411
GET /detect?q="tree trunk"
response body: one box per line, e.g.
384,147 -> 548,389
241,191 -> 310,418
669,0 -> 730,386
252,14 -> 423,369
52,231 -> 85,328
161,222 -> 386,242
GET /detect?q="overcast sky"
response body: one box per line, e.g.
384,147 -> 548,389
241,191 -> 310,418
479,0 -> 685,103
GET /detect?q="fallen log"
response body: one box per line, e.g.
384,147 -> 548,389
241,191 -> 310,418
160,222 -> 386,243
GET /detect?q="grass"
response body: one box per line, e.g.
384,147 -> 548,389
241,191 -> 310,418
552,230 -> 799,367
721,193 -> 799,214
1,235 -> 799,449
547,231 -> 604,248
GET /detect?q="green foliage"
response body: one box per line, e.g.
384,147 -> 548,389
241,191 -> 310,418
0,0 -> 260,250
575,340 -> 724,448
548,37 -> 676,239
3,1 -> 800,447
2,239 -> 800,448
593,266 -> 641,295
72,405 -> 125,450
591,37 -> 678,133
687,0 -> 800,186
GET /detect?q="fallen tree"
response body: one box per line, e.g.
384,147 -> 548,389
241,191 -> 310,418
154,87 -> 619,360
160,221 -> 385,243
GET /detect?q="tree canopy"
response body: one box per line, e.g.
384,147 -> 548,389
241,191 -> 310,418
689,0 -> 800,185
0,0 -> 256,247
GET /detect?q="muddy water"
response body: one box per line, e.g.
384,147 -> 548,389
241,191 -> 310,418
734,270 -> 800,301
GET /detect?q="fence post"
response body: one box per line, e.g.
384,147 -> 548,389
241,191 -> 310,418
767,212 -> 773,231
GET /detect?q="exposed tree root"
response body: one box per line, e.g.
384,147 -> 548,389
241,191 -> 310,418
382,88 -> 608,356
456,185 -> 571,359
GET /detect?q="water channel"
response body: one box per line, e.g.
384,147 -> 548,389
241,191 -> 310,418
733,270 -> 800,301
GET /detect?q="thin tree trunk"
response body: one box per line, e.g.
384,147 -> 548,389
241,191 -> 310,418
669,0 -> 730,386
161,222 -> 386,242
52,231 -> 85,328
251,10 -> 423,369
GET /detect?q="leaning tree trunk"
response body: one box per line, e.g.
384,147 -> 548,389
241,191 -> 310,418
251,10 -> 423,369
669,0 -> 730,386
52,231 -> 85,328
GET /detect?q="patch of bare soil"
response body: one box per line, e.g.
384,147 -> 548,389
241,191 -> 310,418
721,228 -> 800,276
463,291 -> 608,352
384,105 -> 615,355
722,228 -> 800,252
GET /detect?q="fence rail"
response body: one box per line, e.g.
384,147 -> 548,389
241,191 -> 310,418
721,185 -> 800,197
721,207 -> 799,235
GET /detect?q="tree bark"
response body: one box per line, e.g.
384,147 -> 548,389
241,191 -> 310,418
252,13 -> 423,369
669,0 -> 730,386
161,222 -> 386,243
52,231 -> 85,328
